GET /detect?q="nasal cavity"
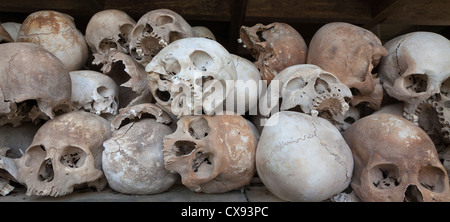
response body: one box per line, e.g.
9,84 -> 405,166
38,158 -> 54,182
174,141 -> 196,156
403,185 -> 423,202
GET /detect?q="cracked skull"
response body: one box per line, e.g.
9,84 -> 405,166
307,22 -> 388,110
163,114 -> 257,193
129,9 -> 195,67
70,70 -> 119,118
146,37 -> 237,117
256,111 -> 354,202
10,111 -> 112,196
85,9 -> 136,54
17,10 -> 89,71
378,32 -> 450,123
0,43 -> 72,127
343,113 -> 450,202
262,64 -> 352,125
239,22 -> 308,84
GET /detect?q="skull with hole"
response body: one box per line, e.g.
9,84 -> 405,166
17,10 -> 89,71
146,37 -> 237,117
85,9 -> 136,54
256,111 -> 354,202
92,50 -> 153,110
163,114 -> 257,193
4,111 -> 112,196
307,22 -> 388,111
129,9 -> 195,67
239,22 -> 308,84
102,103 -> 177,194
378,32 -> 450,123
70,70 -> 119,119
343,113 -> 450,202
0,43 -> 72,127
261,64 -> 352,126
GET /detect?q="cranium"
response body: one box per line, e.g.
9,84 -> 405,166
85,9 -> 136,54
146,37 -> 237,117
163,114 -> 257,193
92,50 -> 153,110
70,70 -> 119,118
239,22 -> 308,84
192,26 -> 216,41
129,9 -> 195,67
343,113 -> 450,202
307,22 -> 388,111
0,43 -> 72,127
378,32 -> 450,123
262,64 -> 352,124
103,103 -> 177,194
256,111 -> 354,202
1,111 -> 112,196
17,10 -> 89,71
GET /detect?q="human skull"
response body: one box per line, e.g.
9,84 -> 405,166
9,111 -> 111,196
85,9 -> 136,54
0,23 -> 13,43
146,37 -> 237,117
343,113 -> 450,202
262,64 -> 352,124
378,32 -> 450,123
239,22 -> 308,84
256,111 -> 354,202
307,22 -> 388,111
192,26 -> 216,41
103,103 -> 177,194
17,10 -> 89,71
70,70 -> 119,118
92,50 -> 153,110
129,9 -> 195,67
0,43 -> 72,127
222,54 -> 261,115
1,22 -> 21,42
163,114 -> 257,193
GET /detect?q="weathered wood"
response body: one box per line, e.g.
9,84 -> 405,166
363,0 -> 407,29
228,0 -> 248,54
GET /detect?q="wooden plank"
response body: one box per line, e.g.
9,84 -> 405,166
104,0 -> 232,21
362,0 -> 407,29
0,0 -> 98,15
228,0 -> 248,54
244,0 -> 372,24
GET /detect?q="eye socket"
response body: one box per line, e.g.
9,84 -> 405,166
404,74 -> 428,93
370,164 -> 401,189
418,165 -> 447,193
188,117 -> 211,139
440,77 -> 450,97
59,146 -> 87,168
190,50 -> 213,72
285,77 -> 307,92
25,145 -> 47,168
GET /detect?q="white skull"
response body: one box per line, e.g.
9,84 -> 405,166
163,114 -> 257,193
378,32 -> 450,123
17,10 -> 89,71
146,37 -> 237,117
222,54 -> 261,115
192,26 -> 216,41
256,111 -> 354,201
3,111 -> 111,196
262,64 -> 352,124
85,9 -> 136,54
102,103 -> 177,194
70,70 -> 119,118
129,9 -> 195,67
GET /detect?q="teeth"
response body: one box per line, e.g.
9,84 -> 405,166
242,44 -> 247,48
403,111 -> 419,125
237,38 -> 242,43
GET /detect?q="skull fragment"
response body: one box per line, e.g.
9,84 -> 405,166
163,114 -> 256,193
343,113 -> 450,202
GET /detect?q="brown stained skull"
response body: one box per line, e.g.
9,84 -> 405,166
129,9 -> 195,67
85,9 -> 136,54
343,113 -> 450,202
0,43 -> 72,127
307,22 -> 388,111
163,114 -> 256,193
10,111 -> 112,196
239,22 -> 308,84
